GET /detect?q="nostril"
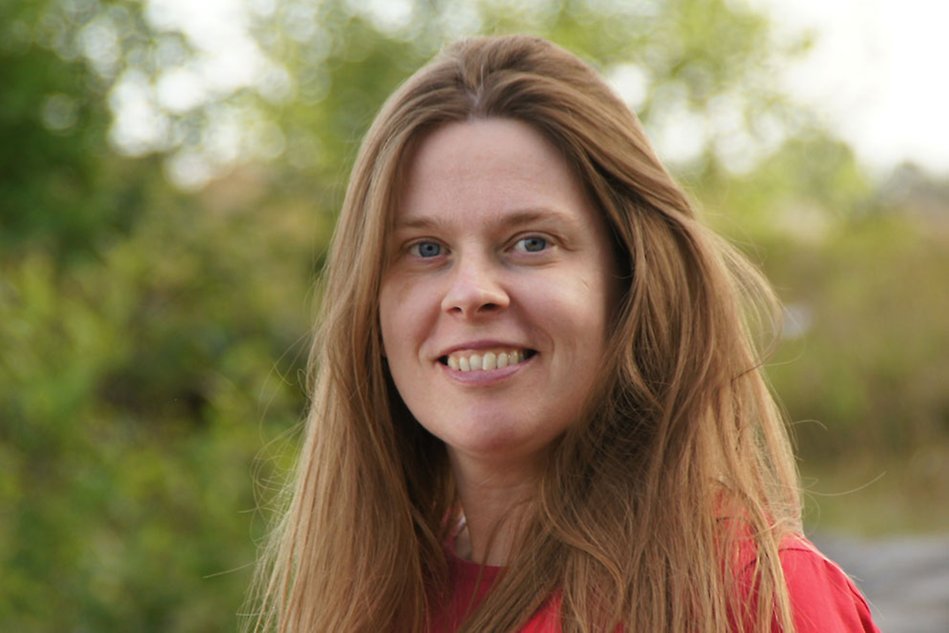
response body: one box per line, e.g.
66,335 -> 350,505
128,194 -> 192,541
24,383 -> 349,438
441,275 -> 510,316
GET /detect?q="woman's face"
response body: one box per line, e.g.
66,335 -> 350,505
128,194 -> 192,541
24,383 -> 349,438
379,118 -> 619,470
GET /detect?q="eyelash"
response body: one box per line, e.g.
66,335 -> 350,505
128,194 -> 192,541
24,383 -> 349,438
513,235 -> 548,253
408,240 -> 444,258
405,234 -> 553,260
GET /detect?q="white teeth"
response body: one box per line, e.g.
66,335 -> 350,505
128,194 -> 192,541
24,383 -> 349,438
445,349 -> 529,372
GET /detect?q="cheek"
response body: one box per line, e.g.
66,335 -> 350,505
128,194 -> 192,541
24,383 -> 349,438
537,270 -> 614,331
581,259 -> 621,333
379,279 -> 435,361
378,284 -> 401,359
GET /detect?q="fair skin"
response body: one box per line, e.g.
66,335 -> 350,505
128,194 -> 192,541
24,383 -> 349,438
379,118 -> 619,565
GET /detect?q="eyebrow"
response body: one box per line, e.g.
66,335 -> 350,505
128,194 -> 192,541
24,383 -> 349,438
392,207 -> 583,232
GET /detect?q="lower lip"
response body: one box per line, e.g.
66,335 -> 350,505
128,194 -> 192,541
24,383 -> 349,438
439,356 -> 533,385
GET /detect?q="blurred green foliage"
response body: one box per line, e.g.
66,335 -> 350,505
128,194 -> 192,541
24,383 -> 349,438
1,0 -> 947,630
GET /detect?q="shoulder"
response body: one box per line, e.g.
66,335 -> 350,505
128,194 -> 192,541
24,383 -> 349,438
775,536 -> 880,633
519,536 -> 882,633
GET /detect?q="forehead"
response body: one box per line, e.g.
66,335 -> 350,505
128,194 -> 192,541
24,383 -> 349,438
394,118 -> 593,227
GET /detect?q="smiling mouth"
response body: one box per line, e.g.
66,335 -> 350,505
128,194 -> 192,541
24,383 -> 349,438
439,349 -> 537,372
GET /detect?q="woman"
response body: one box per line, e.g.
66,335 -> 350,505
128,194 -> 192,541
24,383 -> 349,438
247,35 -> 879,632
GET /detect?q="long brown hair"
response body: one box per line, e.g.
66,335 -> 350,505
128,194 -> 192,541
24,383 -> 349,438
245,34 -> 801,632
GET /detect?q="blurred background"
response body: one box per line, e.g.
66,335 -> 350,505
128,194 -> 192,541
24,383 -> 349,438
1,0 -> 946,631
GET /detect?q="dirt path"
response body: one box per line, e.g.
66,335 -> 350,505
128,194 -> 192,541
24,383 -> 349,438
813,533 -> 949,633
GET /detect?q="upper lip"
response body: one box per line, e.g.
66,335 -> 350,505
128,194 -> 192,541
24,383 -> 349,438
435,340 -> 534,358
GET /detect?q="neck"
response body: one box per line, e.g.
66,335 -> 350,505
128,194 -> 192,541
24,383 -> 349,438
450,451 -> 543,566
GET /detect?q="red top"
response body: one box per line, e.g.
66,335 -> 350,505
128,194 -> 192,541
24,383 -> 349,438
429,536 -> 880,632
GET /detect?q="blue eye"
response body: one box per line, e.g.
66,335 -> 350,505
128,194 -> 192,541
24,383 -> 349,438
516,236 -> 548,253
410,241 -> 442,258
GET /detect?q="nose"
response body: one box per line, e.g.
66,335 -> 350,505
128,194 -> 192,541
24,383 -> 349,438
440,255 -> 510,318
